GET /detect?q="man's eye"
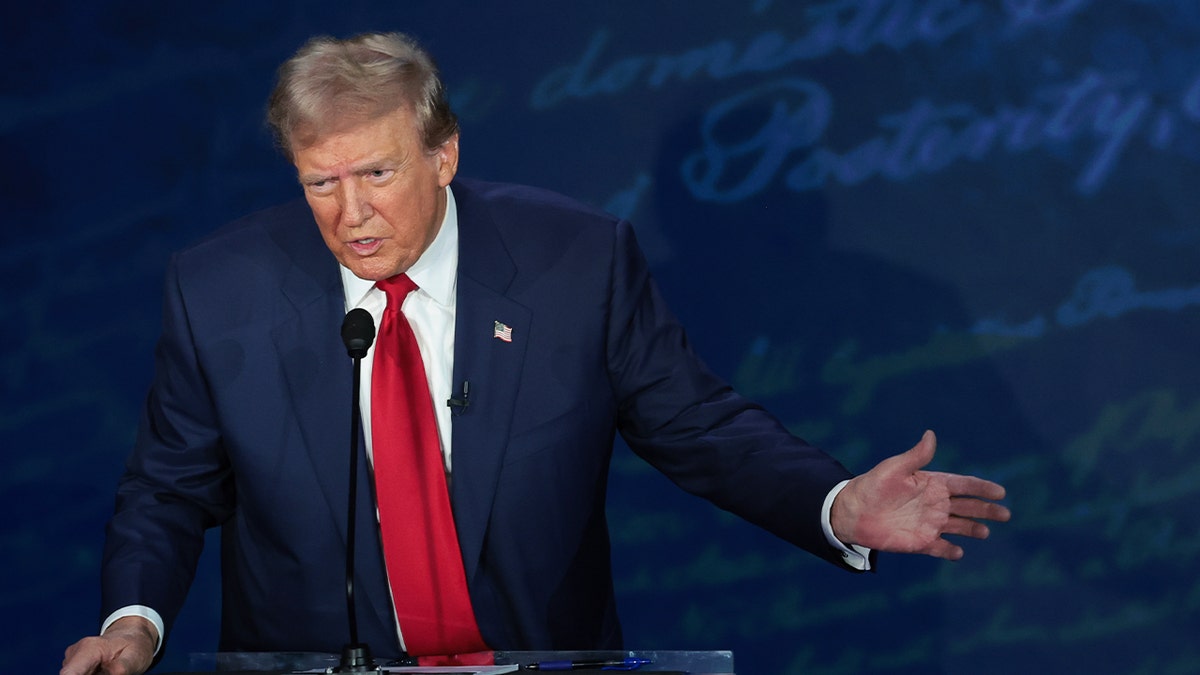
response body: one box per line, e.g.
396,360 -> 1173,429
368,169 -> 393,180
307,180 -> 334,194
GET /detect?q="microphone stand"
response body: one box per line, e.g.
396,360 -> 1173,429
335,309 -> 413,672
335,346 -> 376,672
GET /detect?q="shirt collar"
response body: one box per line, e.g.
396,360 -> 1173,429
340,185 -> 460,309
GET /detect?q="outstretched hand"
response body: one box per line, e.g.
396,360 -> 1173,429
831,430 -> 1010,561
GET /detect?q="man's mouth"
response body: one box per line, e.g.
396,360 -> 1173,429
348,238 -> 383,255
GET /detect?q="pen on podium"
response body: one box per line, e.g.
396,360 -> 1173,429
526,657 -> 652,670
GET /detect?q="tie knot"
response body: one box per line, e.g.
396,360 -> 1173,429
377,274 -> 418,306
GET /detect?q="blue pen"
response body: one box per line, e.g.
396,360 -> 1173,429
526,656 -> 652,670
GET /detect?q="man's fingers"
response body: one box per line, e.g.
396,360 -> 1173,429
61,639 -> 101,675
941,472 -> 1008,503
942,515 -> 992,540
923,537 -> 965,561
950,496 -> 1012,522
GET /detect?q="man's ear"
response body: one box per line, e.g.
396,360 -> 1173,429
436,134 -> 460,187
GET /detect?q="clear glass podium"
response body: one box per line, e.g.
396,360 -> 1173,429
182,650 -> 735,673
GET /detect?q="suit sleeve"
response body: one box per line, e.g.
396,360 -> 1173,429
99,253 -> 236,639
604,220 -> 860,569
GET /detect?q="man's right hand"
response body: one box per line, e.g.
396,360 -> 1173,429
60,616 -> 157,675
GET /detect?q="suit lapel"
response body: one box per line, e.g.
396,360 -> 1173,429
267,208 -> 397,643
272,252 -> 350,542
449,185 -> 531,584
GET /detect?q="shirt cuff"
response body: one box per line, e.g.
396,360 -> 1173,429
102,605 -> 165,656
822,479 -> 873,571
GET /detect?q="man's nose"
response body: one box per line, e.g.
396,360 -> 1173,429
341,182 -> 374,226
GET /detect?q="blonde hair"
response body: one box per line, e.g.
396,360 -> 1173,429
267,32 -> 459,158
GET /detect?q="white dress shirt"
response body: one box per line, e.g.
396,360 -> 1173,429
341,186 -> 460,473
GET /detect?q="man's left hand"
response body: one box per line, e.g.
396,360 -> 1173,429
831,430 -> 1011,561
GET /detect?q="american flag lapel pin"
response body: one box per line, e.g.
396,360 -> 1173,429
493,320 -> 513,343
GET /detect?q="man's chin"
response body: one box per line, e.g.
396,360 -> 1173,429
341,259 -> 400,282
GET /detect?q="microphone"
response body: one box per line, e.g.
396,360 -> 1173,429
336,309 -> 405,672
447,380 -> 470,414
341,308 -> 375,359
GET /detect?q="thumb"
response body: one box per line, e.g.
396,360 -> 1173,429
893,429 -> 937,474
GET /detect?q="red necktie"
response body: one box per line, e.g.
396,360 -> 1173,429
371,274 -> 488,657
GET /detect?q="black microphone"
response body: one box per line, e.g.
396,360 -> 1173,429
336,309 -> 405,672
341,307 -> 375,359
447,380 -> 470,415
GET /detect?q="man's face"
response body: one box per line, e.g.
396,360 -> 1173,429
293,107 -> 459,281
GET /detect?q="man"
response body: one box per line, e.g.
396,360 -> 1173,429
61,32 -> 1009,675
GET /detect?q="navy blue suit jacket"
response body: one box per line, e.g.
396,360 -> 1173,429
100,179 -> 856,658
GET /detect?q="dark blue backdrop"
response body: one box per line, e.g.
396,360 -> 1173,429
5,2 -> 1200,673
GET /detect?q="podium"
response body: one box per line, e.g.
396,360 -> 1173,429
169,650 -> 735,674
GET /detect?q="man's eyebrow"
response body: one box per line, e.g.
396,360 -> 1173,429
355,160 -> 392,174
297,170 -> 334,184
297,155 -> 402,183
